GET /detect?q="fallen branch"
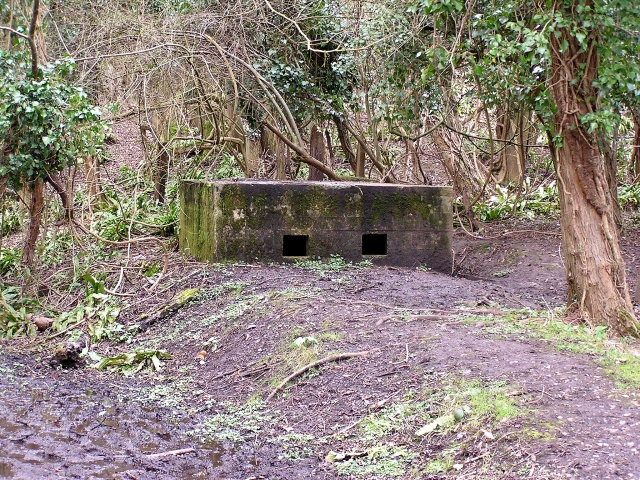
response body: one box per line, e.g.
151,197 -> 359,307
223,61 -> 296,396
375,314 -> 451,326
136,288 -> 200,332
332,417 -> 365,437
266,351 -> 369,402
146,447 -> 195,459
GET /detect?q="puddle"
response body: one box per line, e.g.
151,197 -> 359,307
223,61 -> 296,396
201,440 -> 226,467
0,462 -> 13,478
0,376 -> 173,477
0,360 -> 277,479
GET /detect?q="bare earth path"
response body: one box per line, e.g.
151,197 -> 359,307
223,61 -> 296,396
2,225 -> 640,479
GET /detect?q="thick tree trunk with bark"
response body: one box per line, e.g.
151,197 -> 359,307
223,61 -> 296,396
599,133 -> 622,230
494,108 -> 528,185
550,1 -> 638,336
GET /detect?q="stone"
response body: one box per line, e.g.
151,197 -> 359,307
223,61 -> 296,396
179,180 -> 453,272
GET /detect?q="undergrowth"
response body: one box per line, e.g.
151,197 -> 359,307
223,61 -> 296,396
194,398 -> 275,442
293,254 -> 372,276
328,377 -> 526,477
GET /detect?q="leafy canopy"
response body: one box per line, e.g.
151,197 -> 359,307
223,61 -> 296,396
0,51 -> 108,190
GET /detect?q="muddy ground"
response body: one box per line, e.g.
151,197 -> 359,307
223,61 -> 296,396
2,218 -> 640,480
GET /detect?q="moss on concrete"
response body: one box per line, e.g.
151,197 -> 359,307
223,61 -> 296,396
179,180 -> 453,272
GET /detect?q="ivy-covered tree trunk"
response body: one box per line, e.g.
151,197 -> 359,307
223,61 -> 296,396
550,0 -> 638,336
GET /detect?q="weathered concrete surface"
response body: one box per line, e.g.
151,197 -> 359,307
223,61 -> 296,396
180,180 -> 453,272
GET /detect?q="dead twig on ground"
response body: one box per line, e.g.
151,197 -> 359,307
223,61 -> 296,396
266,351 -> 369,402
146,447 -> 195,459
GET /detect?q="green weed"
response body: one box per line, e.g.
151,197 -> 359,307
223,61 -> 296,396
0,198 -> 27,236
90,349 -> 171,376
333,444 -> 417,477
0,286 -> 37,338
358,402 -> 430,440
327,377 -> 523,477
137,366 -> 198,409
0,247 -> 21,275
468,178 -> 559,222
293,254 -> 372,276
195,398 -> 274,442
273,432 -> 315,460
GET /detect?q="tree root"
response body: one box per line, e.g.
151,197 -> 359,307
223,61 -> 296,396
266,351 -> 369,402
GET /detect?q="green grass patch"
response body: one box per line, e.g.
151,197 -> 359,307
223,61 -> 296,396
194,398 -> 275,442
462,308 -> 640,388
333,444 -> 417,477
272,432 -> 315,460
293,254 -> 372,276
328,378 -> 524,477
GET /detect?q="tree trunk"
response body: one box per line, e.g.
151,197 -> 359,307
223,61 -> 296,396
154,145 -> 169,204
599,133 -> 622,230
261,126 -> 287,180
47,173 -> 73,220
550,1 -> 638,336
22,178 -> 43,265
83,156 -> 102,211
325,128 -> 336,170
494,107 -> 526,185
631,111 -> 640,182
244,139 -> 260,178
332,115 -> 357,172
355,143 -> 365,178
308,126 -> 326,181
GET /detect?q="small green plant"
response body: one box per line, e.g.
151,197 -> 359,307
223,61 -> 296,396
0,247 -> 21,275
53,275 -> 121,341
213,153 -> 245,179
40,229 -> 73,268
273,432 -> 315,460
358,402 -> 430,440
0,286 -> 37,338
90,349 -> 171,376
332,444 -> 417,477
294,254 -> 371,275
493,269 -> 513,278
0,198 -> 26,236
619,183 -> 640,209
195,399 -> 274,442
468,178 -> 559,222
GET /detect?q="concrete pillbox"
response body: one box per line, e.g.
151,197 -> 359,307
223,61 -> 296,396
179,180 -> 453,273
